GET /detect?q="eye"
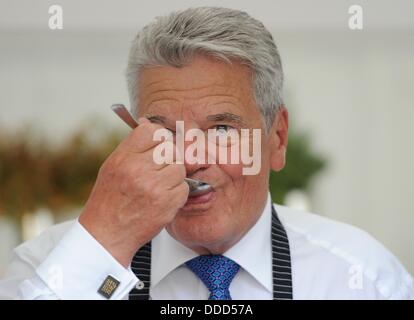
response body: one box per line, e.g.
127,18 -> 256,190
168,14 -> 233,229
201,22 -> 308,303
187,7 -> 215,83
208,125 -> 240,147
166,128 -> 175,135
158,128 -> 175,141
213,124 -> 235,135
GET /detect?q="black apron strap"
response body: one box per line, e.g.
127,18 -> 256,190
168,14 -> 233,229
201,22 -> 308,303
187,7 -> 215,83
129,204 -> 293,300
271,205 -> 293,299
129,241 -> 151,300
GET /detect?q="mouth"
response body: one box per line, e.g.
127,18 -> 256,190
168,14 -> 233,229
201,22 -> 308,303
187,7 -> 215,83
182,190 -> 215,211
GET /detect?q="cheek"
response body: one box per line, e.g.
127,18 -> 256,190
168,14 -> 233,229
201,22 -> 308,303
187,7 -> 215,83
216,163 -> 244,180
206,133 -> 269,180
216,147 -> 269,180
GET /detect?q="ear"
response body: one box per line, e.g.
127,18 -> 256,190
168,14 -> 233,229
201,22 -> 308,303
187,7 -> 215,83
269,107 -> 289,172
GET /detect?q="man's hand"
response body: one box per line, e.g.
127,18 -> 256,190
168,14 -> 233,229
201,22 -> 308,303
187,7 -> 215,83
79,118 -> 188,267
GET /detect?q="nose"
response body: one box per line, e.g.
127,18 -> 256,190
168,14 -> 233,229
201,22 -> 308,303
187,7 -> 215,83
182,138 -> 211,178
174,121 -> 211,178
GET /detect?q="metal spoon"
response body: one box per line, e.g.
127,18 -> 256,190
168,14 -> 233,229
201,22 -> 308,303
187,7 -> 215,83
110,104 -> 213,197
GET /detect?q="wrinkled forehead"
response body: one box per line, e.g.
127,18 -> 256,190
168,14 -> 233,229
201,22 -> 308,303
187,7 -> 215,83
136,56 -> 258,118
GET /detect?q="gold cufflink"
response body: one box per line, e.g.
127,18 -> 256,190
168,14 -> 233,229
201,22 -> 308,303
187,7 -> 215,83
98,275 -> 120,299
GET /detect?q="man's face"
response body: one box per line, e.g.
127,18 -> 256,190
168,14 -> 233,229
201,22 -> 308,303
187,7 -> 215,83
137,55 -> 288,254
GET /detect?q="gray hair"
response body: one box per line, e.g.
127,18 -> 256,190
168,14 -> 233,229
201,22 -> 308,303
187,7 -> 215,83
126,7 -> 284,130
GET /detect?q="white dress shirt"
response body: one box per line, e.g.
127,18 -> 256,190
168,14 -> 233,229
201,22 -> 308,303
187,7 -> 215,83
0,193 -> 413,300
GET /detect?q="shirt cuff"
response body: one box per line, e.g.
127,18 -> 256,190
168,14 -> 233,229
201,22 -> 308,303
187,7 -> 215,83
36,220 -> 139,300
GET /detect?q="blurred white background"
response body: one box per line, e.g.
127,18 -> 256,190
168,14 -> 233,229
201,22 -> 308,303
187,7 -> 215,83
0,0 -> 413,276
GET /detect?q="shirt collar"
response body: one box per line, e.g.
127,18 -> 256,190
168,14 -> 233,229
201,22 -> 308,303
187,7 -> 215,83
150,192 -> 272,293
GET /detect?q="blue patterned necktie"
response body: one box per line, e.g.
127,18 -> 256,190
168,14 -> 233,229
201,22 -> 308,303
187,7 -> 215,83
185,255 -> 240,300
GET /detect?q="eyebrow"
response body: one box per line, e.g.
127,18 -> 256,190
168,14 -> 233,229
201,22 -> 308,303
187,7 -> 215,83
206,113 -> 247,126
144,112 -> 247,127
145,114 -> 167,125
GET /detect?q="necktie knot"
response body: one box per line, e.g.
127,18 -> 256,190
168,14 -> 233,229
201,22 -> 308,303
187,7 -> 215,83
185,255 -> 240,300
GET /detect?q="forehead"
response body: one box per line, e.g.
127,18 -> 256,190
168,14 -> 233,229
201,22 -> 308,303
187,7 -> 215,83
137,55 -> 257,117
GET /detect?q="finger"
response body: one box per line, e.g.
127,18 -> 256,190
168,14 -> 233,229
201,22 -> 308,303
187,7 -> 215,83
122,147 -> 171,171
128,134 -> 181,170
121,121 -> 171,153
157,162 -> 187,190
137,117 -> 151,125
170,181 -> 190,206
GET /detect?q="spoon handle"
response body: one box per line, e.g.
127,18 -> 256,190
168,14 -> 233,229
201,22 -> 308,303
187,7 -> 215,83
111,104 -> 139,129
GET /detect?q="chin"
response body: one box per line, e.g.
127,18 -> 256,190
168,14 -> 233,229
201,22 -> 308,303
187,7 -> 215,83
166,215 -> 231,250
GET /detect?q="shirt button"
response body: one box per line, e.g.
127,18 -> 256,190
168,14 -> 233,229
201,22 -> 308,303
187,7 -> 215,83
135,280 -> 145,290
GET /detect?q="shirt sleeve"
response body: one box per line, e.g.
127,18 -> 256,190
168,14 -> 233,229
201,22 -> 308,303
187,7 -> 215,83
0,220 -> 139,300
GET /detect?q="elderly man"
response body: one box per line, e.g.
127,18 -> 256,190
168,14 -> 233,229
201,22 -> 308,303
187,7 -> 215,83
0,7 -> 413,300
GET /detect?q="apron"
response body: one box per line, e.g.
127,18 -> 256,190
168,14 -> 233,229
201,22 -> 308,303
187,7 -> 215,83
129,204 -> 293,300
